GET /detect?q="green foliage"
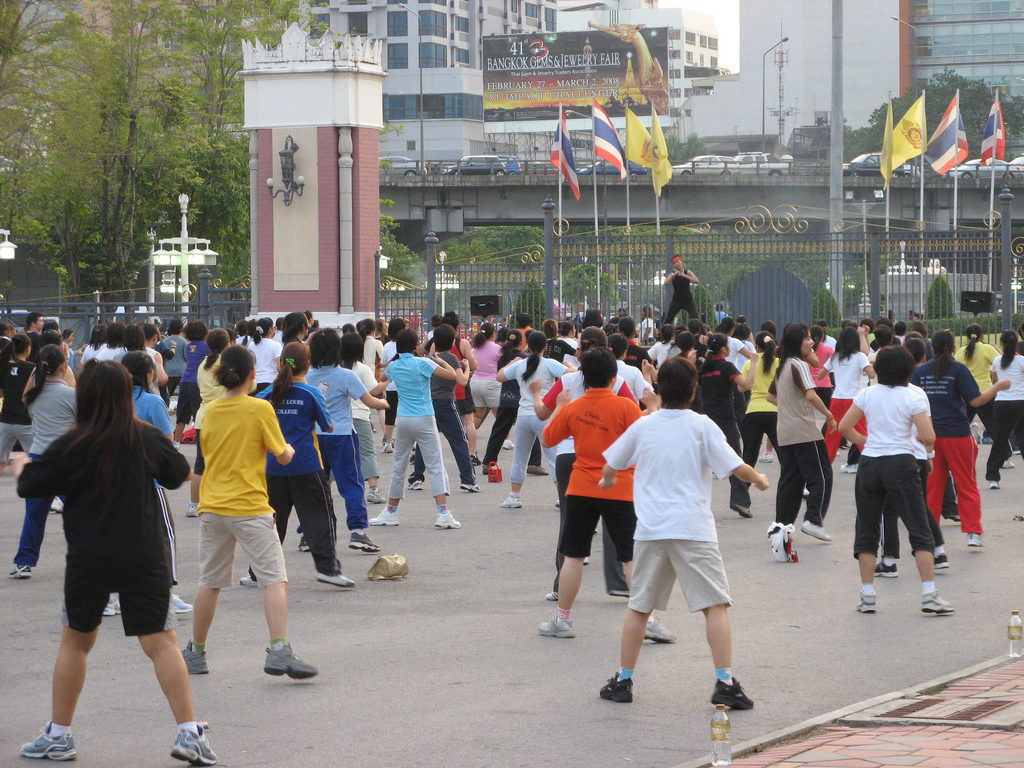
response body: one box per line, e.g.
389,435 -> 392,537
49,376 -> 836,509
926,275 -> 954,320
438,226 -> 543,262
665,134 -> 706,165
845,68 -> 1024,160
513,280 -> 546,328
379,215 -> 423,286
692,284 -> 714,321
812,287 -> 842,328
561,263 -> 617,309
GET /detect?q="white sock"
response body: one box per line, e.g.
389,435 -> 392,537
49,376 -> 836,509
882,557 -> 897,567
934,545 -> 945,556
177,721 -> 200,736
922,580 -> 936,595
353,528 -> 365,535
861,583 -> 875,596
173,441 -> 180,448
47,723 -> 70,738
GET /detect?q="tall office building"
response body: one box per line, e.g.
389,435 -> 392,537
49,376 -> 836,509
327,0 -> 557,161
901,0 -> 1024,96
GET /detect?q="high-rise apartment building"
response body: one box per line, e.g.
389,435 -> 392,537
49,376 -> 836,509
327,0 -> 557,161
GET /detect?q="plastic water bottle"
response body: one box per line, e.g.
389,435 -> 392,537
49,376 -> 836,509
1009,610 -> 1022,658
711,704 -> 731,766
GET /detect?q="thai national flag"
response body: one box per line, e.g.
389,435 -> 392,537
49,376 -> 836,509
925,92 -> 969,175
592,98 -> 626,180
981,96 -> 1005,166
550,106 -> 580,200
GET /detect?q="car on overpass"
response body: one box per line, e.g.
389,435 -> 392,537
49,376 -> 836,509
947,158 -> 1020,180
443,155 -> 508,176
577,160 -> 648,176
381,155 -> 421,176
731,152 -> 794,175
498,155 -> 523,174
673,155 -> 736,176
842,152 -> 914,178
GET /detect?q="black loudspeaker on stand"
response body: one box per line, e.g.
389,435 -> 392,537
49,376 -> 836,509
470,295 -> 501,317
960,291 -> 995,315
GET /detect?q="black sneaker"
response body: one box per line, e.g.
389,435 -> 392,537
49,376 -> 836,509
470,454 -> 482,466
934,552 -> 950,570
600,674 -> 633,703
874,562 -> 898,578
730,503 -> 753,519
711,679 -> 754,710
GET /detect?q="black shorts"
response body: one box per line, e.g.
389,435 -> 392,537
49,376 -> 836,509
456,384 -> 475,415
194,429 -> 204,474
64,576 -> 174,636
176,381 -> 201,425
559,495 -> 636,561
385,391 -> 399,426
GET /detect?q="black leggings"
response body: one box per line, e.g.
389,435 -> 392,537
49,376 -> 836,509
665,293 -> 698,326
482,407 -> 542,467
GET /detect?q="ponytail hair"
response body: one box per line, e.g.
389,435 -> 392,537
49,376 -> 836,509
270,342 -> 310,409
203,328 -> 231,370
522,330 -> 546,382
703,333 -> 729,374
215,345 -> 254,389
755,330 -> 777,374
24,345 -> 65,408
242,318 -> 266,346
0,333 -> 32,385
930,330 -> 955,380
999,330 -> 1018,370
964,323 -> 983,361
473,322 -> 495,348
658,323 -> 674,344
121,350 -> 155,394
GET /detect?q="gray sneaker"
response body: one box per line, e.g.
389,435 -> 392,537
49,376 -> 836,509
539,616 -> 575,638
922,591 -> 954,615
264,643 -> 318,679
348,531 -> 381,553
858,592 -> 877,613
182,641 -> 209,675
21,726 -> 76,761
171,726 -> 217,766
316,572 -> 355,588
185,502 -> 199,518
644,617 -> 676,643
366,486 -> 385,504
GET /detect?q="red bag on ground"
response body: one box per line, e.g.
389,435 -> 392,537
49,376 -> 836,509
487,462 -> 502,483
180,426 -> 197,445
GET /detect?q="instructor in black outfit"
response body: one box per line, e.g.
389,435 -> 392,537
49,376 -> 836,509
663,256 -> 700,325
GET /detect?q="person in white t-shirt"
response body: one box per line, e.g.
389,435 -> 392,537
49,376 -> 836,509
608,333 -> 653,402
598,356 -> 768,707
839,346 -> 953,616
823,326 -> 875,464
240,318 -> 282,392
984,329 -> 1024,488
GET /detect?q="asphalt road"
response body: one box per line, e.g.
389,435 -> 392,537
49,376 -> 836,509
1,423 -> 1021,768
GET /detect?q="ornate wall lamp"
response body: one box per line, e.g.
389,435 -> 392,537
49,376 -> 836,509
266,135 -> 305,205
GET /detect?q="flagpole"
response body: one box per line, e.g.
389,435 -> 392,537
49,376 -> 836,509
652,106 -> 661,236
952,89 -> 960,232
558,103 -> 563,234
625,113 -> 631,232
885,92 -> 891,235
989,92 -> 997,224
919,90 -> 926,230
592,109 -> 599,239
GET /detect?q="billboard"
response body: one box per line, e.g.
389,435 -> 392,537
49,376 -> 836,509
483,25 -> 670,123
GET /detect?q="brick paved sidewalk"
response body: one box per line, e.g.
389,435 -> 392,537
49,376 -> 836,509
720,660 -> 1024,768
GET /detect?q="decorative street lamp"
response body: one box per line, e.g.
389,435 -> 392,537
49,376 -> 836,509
0,229 -> 17,260
151,194 -> 218,315
266,135 -> 305,205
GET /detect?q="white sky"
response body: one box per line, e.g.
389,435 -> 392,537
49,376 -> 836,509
659,0 -> 740,71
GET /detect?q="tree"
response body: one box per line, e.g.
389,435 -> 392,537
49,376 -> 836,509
926,274 -> 954,320
379,214 -> 423,286
513,280 -> 545,328
666,134 -> 706,165
845,69 -> 1024,161
811,286 -> 841,329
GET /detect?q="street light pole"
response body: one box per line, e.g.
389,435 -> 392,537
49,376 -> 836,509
761,36 -> 789,153
400,3 -> 425,175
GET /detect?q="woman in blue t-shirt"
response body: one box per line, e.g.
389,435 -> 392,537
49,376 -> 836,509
909,330 -> 1008,547
251,341 -> 355,588
172,320 -> 209,446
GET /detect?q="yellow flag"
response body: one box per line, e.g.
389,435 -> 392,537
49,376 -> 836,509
624,107 -> 651,168
891,94 -> 926,169
880,100 -> 894,190
649,106 -> 673,196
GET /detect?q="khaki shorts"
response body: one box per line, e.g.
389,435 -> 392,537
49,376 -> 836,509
471,378 -> 502,409
198,513 -> 288,589
627,539 -> 732,614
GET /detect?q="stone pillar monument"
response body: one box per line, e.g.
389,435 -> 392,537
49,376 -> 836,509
242,24 -> 385,325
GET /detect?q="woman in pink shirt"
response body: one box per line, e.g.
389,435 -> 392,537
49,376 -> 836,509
809,324 -> 834,409
471,323 -> 503,428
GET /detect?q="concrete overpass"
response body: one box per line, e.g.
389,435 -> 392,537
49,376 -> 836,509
380,172 -> 1024,244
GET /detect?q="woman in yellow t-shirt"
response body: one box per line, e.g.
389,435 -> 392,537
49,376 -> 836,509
954,323 -> 999,436
739,331 -> 780,503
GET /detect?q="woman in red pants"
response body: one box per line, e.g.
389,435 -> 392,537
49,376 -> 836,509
909,330 -> 1008,548
823,326 -> 874,464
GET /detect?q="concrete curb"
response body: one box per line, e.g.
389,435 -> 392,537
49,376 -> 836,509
670,655 -> 1014,768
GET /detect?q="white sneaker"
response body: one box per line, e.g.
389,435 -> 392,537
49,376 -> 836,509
407,479 -> 424,491
316,572 -> 355,588
539,616 -> 574,638
802,487 -> 810,498
644,617 -> 676,643
103,594 -> 121,616
49,498 -> 64,514
801,520 -> 832,542
841,463 -> 858,474
759,451 -> 774,464
1002,460 -> 1015,469
435,512 -> 462,529
967,533 -> 983,547
171,594 -> 193,614
460,483 -> 481,493
382,442 -> 394,454
185,502 -> 199,518
545,591 -> 558,601
500,494 -> 523,508
366,486 -> 385,504
369,510 -> 399,526
989,480 -> 1001,490
239,574 -> 258,587
502,439 -> 514,451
